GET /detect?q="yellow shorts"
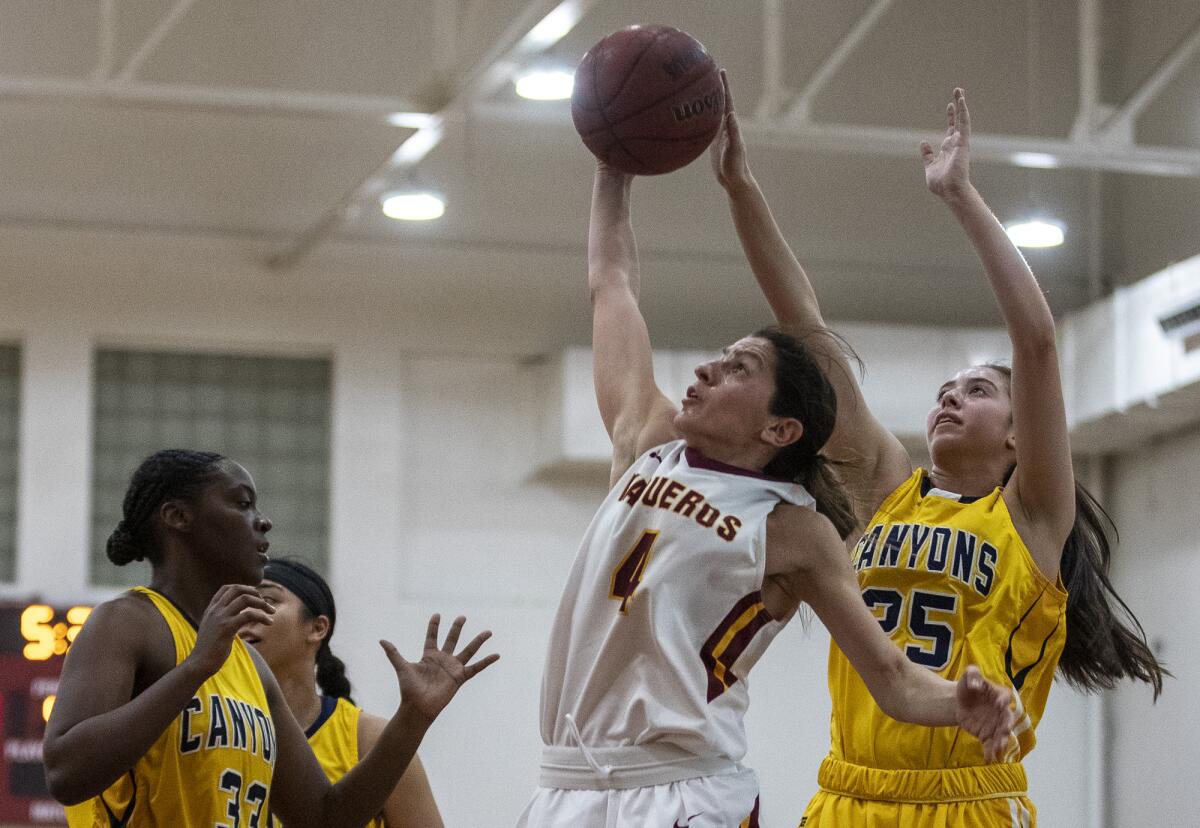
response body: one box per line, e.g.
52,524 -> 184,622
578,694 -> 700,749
800,757 -> 1036,827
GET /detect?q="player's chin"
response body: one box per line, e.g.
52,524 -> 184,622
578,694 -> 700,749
231,561 -> 265,587
672,409 -> 698,437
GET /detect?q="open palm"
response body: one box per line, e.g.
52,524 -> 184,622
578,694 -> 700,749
921,88 -> 972,198
381,614 -> 499,723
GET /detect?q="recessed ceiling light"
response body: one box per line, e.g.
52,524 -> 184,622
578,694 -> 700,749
381,192 -> 445,221
515,69 -> 575,101
1011,152 -> 1060,169
1005,219 -> 1064,248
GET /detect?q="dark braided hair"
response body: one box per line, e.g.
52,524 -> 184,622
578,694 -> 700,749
981,363 -> 1168,698
756,327 -> 858,540
263,558 -> 354,703
106,449 -> 227,566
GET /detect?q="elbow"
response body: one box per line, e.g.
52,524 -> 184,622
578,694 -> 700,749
42,739 -> 101,806
43,761 -> 86,807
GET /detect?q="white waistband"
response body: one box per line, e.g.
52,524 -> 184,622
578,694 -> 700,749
539,743 -> 741,791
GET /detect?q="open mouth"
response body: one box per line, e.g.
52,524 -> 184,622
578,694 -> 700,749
239,633 -> 262,645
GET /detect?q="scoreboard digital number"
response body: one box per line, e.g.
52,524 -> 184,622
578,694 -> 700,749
1,602 -> 93,826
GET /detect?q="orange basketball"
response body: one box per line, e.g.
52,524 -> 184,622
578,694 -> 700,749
571,25 -> 724,175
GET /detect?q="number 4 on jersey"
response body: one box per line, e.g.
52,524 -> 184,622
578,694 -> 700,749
610,530 -> 659,613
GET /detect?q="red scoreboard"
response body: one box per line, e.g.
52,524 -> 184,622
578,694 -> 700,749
1,602 -> 92,826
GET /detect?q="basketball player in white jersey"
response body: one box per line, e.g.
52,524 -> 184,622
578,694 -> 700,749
515,164 -> 1016,828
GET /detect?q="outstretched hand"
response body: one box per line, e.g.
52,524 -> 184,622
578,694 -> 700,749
710,70 -> 749,189
955,665 -> 1015,762
380,614 -> 499,725
921,87 -> 972,200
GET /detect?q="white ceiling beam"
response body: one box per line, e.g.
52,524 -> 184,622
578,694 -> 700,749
472,101 -> 1200,178
432,0 -> 461,83
116,0 -> 200,81
93,0 -> 117,80
0,76 -> 427,124
745,121 -> 1200,178
1069,0 -> 1107,139
1097,18 -> 1200,143
267,0 -> 603,269
751,122 -> 1200,177
782,0 -> 897,125
753,0 -> 789,120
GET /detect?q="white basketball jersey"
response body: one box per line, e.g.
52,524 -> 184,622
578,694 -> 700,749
539,440 -> 816,761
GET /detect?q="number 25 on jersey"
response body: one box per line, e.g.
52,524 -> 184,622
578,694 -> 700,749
864,587 -> 959,670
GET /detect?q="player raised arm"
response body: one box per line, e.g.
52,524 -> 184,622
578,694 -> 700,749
921,89 -> 1075,576
768,506 -> 1013,760
711,72 -> 910,520
266,614 -> 496,828
588,163 -> 678,484
365,736 -> 444,828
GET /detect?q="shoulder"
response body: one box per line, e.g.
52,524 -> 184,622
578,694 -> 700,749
356,708 -> 387,754
999,478 -> 1074,579
79,590 -> 164,650
102,588 -> 159,619
60,591 -> 174,690
766,502 -> 845,573
610,433 -> 681,486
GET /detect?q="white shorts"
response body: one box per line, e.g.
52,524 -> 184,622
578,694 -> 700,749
515,768 -> 762,828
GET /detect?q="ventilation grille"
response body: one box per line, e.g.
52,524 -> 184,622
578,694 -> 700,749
1159,298 -> 1200,338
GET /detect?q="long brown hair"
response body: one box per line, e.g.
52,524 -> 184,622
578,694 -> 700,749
983,363 -> 1167,698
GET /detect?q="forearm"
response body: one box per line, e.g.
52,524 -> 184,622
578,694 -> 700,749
319,706 -> 432,828
724,175 -> 824,330
588,169 -> 638,297
385,755 -> 444,828
875,657 -> 958,726
941,185 -> 1057,352
46,661 -> 209,803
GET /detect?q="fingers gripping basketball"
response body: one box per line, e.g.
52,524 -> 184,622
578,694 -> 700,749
571,25 -> 724,175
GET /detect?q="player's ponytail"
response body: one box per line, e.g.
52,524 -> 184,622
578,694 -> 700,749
1057,482 -> 1168,698
263,558 -> 355,704
982,364 -> 1168,698
757,327 -> 857,539
107,449 -> 226,566
315,645 -> 354,702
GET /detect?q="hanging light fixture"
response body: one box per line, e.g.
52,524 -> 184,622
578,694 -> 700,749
381,191 -> 445,221
515,69 -> 575,100
1004,219 -> 1065,248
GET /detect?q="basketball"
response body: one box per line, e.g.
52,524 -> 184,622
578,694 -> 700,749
571,25 -> 724,175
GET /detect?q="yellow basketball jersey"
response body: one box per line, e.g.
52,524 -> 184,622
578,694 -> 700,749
301,696 -> 382,828
827,469 -> 1067,775
65,587 -> 276,827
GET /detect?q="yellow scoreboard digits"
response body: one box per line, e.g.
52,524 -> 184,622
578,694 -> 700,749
20,603 -> 93,661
